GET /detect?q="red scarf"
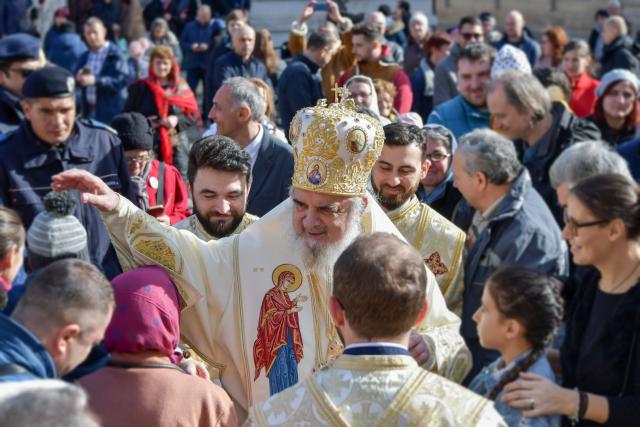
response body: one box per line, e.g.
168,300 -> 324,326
143,61 -> 201,165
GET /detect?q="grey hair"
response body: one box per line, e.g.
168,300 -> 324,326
549,140 -> 633,188
487,70 -> 551,124
223,76 -> 266,121
0,383 -> 98,427
458,129 -> 522,185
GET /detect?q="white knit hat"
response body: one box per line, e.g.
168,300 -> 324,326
491,45 -> 532,79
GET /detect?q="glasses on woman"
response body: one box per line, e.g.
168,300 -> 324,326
426,151 -> 451,162
126,155 -> 150,165
563,210 -> 610,237
9,67 -> 35,78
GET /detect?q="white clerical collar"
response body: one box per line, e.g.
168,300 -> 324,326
344,342 -> 408,351
244,125 -> 264,169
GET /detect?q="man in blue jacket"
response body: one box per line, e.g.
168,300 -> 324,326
494,10 -> 540,67
428,43 -> 494,140
209,24 -> 270,107
209,77 -> 293,216
180,4 -> 216,92
0,259 -> 114,382
75,17 -> 128,124
0,65 -> 135,279
451,129 -> 568,383
277,31 -> 335,133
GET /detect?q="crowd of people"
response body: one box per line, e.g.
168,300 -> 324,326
0,0 -> 639,426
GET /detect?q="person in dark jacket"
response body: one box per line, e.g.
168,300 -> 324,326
0,65 -> 135,278
599,16 -> 639,77
75,17 -> 129,124
209,24 -> 271,112
0,33 -> 43,134
451,129 -> 568,383
202,9 -> 248,119
502,175 -> 640,427
44,21 -> 88,74
417,124 -> 461,221
91,0 -> 120,37
277,31 -> 333,134
588,9 -> 609,62
0,260 -> 114,383
179,5 -> 215,92
494,10 -> 540,67
487,70 -> 601,224
208,77 -> 293,216
588,69 -> 640,146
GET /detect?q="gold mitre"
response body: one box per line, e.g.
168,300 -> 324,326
289,87 -> 385,196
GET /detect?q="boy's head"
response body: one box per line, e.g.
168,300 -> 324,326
331,232 -> 427,342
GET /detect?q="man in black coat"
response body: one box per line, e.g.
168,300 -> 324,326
600,16 -> 639,77
277,31 -> 335,133
487,71 -> 601,224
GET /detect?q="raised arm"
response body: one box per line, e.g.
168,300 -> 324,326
51,169 -> 234,312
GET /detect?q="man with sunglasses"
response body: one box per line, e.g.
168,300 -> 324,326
433,16 -> 484,106
0,34 -> 43,134
371,123 -> 466,316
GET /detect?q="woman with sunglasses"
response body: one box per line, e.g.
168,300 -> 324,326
417,124 -> 461,220
502,173 -> 640,427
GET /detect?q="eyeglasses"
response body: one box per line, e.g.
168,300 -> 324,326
126,155 -> 150,164
8,67 -> 35,78
426,152 -> 451,162
461,32 -> 483,41
563,211 -> 610,237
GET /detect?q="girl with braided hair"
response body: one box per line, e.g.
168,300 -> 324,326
469,267 -> 563,427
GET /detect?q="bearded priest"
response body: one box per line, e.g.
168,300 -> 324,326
51,87 -> 471,422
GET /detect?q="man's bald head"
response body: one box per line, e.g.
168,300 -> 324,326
505,10 -> 525,41
231,24 -> 256,60
366,11 -> 387,36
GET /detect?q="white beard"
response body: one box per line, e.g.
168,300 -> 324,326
286,211 -> 362,283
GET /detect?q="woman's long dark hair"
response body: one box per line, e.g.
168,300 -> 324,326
485,267 -> 564,400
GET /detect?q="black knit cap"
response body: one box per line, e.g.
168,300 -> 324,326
110,112 -> 154,151
22,65 -> 75,99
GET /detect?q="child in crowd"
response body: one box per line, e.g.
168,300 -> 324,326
0,208 -> 25,311
470,267 -> 563,427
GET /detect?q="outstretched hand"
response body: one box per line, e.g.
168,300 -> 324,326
51,168 -> 119,212
299,0 -> 314,24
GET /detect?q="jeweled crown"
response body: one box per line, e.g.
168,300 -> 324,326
289,87 -> 385,196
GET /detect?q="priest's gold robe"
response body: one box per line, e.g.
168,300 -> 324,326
388,196 -> 466,316
102,195 -> 471,420
175,213 -> 258,241
246,353 -> 505,427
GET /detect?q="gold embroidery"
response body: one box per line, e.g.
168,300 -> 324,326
133,239 -> 177,272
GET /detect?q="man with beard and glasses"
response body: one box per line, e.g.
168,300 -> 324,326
371,123 -> 466,315
52,90 -> 470,422
175,136 -> 258,240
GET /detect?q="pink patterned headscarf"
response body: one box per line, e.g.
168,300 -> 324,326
104,266 -> 180,358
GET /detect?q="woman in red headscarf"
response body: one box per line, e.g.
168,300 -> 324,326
124,45 -> 201,179
78,266 -> 238,427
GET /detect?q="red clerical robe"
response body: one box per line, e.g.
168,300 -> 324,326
253,288 -> 304,379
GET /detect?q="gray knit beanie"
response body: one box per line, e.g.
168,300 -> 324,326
27,192 -> 89,260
